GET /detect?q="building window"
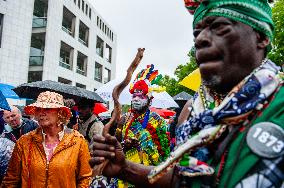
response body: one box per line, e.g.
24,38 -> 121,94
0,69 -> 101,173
105,44 -> 112,63
104,68 -> 111,83
62,7 -> 76,37
79,20 -> 89,46
28,71 -> 42,83
89,8 -> 92,19
85,4 -> 88,15
76,51 -> 87,76
78,0 -> 80,9
76,83 -> 86,89
96,36 -> 104,58
32,0 -> 48,28
74,0 -> 76,5
29,33 -> 45,66
95,62 -> 102,82
0,14 -> 4,48
58,77 -> 72,85
59,41 -> 74,70
97,16 -> 99,26
82,0 -> 85,12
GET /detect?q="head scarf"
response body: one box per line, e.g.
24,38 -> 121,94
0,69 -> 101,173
184,0 -> 274,43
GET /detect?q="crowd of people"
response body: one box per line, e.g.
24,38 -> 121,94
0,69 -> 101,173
0,0 -> 283,187
0,64 -> 173,187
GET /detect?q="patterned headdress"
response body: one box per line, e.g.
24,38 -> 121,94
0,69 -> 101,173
184,0 -> 274,46
129,64 -> 165,98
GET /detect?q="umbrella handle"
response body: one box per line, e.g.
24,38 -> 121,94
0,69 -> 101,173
93,48 -> 145,176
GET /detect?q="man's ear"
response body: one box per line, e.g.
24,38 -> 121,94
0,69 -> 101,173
256,32 -> 270,49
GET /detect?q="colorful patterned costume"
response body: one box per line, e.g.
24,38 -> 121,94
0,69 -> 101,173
117,64 -> 170,187
121,110 -> 170,166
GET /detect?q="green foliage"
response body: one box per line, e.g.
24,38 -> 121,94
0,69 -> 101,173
158,50 -> 197,96
268,0 -> 284,66
122,105 -> 130,113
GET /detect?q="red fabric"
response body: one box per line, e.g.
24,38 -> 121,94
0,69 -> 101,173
129,80 -> 149,95
150,107 -> 176,118
93,103 -> 108,115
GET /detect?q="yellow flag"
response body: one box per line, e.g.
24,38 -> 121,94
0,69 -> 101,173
179,68 -> 201,92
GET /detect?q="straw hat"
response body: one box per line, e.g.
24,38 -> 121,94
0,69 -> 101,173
24,91 -> 71,119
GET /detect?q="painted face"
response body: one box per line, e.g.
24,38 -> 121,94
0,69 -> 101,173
194,16 -> 263,93
34,108 -> 59,128
131,93 -> 149,111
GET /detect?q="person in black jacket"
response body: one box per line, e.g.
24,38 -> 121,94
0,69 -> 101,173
2,105 -> 38,142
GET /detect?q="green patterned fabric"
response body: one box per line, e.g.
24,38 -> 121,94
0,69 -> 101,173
191,0 -> 274,43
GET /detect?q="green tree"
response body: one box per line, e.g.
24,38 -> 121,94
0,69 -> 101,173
268,0 -> 284,66
159,50 -> 197,96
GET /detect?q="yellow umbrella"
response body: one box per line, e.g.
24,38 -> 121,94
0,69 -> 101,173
179,68 -> 201,92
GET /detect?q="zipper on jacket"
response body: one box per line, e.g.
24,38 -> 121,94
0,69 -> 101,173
45,162 -> 49,188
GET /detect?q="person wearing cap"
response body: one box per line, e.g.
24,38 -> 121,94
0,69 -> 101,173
112,64 -> 170,188
2,91 -> 92,187
89,0 -> 284,187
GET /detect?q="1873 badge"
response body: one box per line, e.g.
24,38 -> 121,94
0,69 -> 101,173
246,122 -> 284,158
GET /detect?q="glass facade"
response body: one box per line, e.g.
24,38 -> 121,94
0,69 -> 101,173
76,82 -> 86,89
96,36 -> 104,58
76,51 -> 87,76
33,0 -> 48,28
29,34 -> 45,66
104,68 -> 111,83
79,21 -> 89,46
28,71 -> 42,83
59,41 -> 73,70
62,7 -> 75,37
105,44 -> 112,63
58,77 -> 72,85
95,62 -> 102,82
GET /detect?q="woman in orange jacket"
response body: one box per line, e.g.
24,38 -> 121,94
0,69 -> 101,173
2,91 -> 92,188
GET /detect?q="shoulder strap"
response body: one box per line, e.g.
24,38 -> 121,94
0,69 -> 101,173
85,119 -> 97,142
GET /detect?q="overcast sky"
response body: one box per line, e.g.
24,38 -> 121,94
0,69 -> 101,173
91,0 -> 195,79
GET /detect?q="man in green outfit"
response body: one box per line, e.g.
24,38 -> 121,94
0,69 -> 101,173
89,0 -> 284,187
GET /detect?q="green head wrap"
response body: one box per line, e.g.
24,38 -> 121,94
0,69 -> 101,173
184,0 -> 274,44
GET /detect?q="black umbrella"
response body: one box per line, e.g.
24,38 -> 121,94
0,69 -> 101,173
173,91 -> 192,101
13,80 -> 105,103
173,91 -> 193,109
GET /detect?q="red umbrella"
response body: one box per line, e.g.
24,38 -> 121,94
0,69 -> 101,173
149,107 -> 176,118
93,103 -> 108,115
161,109 -> 176,117
150,107 -> 165,117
